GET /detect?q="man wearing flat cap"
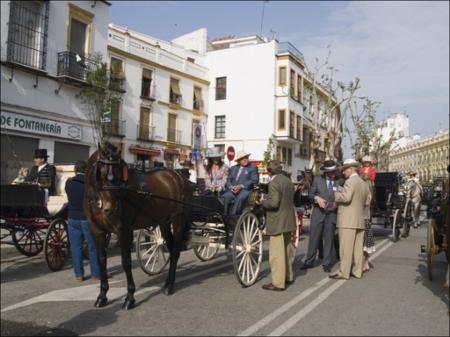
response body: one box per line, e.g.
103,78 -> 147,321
301,160 -> 342,272
258,160 -> 296,291
329,159 -> 371,280
222,150 -> 259,216
26,148 -> 56,196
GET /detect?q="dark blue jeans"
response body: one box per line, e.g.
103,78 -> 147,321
68,219 -> 99,278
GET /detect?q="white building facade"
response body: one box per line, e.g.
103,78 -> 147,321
205,36 -> 340,178
1,0 -> 110,184
106,25 -> 209,169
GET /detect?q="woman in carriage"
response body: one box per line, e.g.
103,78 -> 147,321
203,148 -> 229,196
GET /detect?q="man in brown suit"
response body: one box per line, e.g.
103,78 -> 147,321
258,160 -> 297,291
329,159 -> 371,280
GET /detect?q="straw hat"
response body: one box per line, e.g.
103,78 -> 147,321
341,158 -> 360,169
235,150 -> 251,162
362,155 -> 372,163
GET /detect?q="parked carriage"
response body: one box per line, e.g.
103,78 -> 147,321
421,177 -> 449,280
0,184 -> 70,271
371,172 -> 406,242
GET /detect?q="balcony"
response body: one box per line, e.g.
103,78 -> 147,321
57,51 -> 97,83
101,118 -> 126,137
170,93 -> 182,105
110,73 -> 126,93
277,42 -> 305,63
167,128 -> 182,143
137,124 -> 156,141
193,99 -> 204,111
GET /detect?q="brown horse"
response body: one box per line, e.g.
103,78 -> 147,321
83,142 -> 192,310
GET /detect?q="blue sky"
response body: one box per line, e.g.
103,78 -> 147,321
110,1 -> 449,155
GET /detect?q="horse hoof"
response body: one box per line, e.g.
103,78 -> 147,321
122,298 -> 135,310
94,297 -> 108,308
163,286 -> 174,296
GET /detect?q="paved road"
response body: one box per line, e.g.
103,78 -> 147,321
1,217 -> 448,336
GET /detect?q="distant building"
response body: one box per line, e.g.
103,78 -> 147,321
389,129 -> 449,182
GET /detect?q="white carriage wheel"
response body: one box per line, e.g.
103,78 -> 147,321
136,227 -> 169,276
232,211 -> 263,287
193,229 -> 220,262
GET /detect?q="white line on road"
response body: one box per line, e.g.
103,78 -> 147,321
237,238 -> 391,336
1,257 -> 232,313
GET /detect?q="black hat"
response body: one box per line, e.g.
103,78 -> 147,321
34,149 -> 49,158
320,160 -> 337,172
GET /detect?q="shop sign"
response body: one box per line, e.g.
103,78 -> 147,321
1,111 -> 82,140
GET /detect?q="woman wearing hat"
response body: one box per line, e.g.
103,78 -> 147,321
204,148 -> 229,195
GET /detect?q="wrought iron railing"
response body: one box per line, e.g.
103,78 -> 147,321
278,42 -> 305,62
57,51 -> 97,81
137,124 -> 155,141
167,128 -> 182,143
101,119 -> 126,137
6,1 -> 49,70
170,93 -> 182,105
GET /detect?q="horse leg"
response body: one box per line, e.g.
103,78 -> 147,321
93,231 -> 109,307
118,229 -> 136,310
159,223 -> 180,296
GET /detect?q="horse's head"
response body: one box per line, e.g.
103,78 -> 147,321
88,142 -> 129,217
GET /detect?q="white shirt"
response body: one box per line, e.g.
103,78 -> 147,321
38,163 -> 48,172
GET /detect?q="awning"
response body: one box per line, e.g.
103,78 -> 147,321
170,79 -> 181,95
164,148 -> 180,155
129,145 -> 160,156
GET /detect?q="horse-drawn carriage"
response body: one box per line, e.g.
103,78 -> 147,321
421,176 -> 449,280
371,172 -> 406,242
0,184 -> 70,271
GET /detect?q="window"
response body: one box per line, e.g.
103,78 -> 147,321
288,148 -> 292,166
110,57 -> 124,91
7,1 -> 49,70
216,77 -> 227,100
67,3 -> 94,56
139,107 -> 152,140
141,69 -> 152,98
167,114 -> 178,142
282,147 -> 287,164
297,74 -> 302,102
170,78 -> 182,104
279,66 -> 286,86
296,116 -> 302,140
193,86 -> 203,111
215,116 -> 226,139
278,109 -> 286,130
289,111 -> 295,138
192,119 -> 200,146
300,127 -> 310,158
214,144 -> 225,153
290,70 -> 296,98
102,99 -> 124,136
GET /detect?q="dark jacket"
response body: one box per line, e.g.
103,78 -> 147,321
308,175 -> 344,225
65,174 -> 87,220
261,174 -> 297,236
225,164 -> 259,191
27,164 -> 57,196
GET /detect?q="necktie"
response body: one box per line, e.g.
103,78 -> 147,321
236,166 -> 244,181
328,180 -> 333,195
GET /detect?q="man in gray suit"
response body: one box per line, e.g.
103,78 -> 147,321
301,160 -> 341,272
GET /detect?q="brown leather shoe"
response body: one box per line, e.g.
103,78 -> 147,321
329,273 -> 347,280
262,283 -> 285,291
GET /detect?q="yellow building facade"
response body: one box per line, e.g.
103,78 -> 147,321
389,130 -> 449,182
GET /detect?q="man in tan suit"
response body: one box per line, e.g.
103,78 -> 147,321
258,160 -> 296,291
329,159 -> 371,280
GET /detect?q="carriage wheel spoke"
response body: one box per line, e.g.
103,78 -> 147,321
144,246 -> 159,268
238,253 -> 246,273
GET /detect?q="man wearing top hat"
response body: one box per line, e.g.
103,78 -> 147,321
26,148 -> 57,196
222,150 -> 259,216
301,160 -> 342,272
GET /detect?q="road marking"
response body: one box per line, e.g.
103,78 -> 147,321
267,240 -> 394,336
237,238 -> 391,336
1,257 -> 232,313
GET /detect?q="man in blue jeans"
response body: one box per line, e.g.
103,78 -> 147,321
65,160 -> 99,282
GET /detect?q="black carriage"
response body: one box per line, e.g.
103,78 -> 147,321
421,177 -> 449,280
0,184 -> 70,271
135,185 -> 267,287
371,172 -> 406,242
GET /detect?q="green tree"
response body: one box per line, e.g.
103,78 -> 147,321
263,134 -> 276,168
